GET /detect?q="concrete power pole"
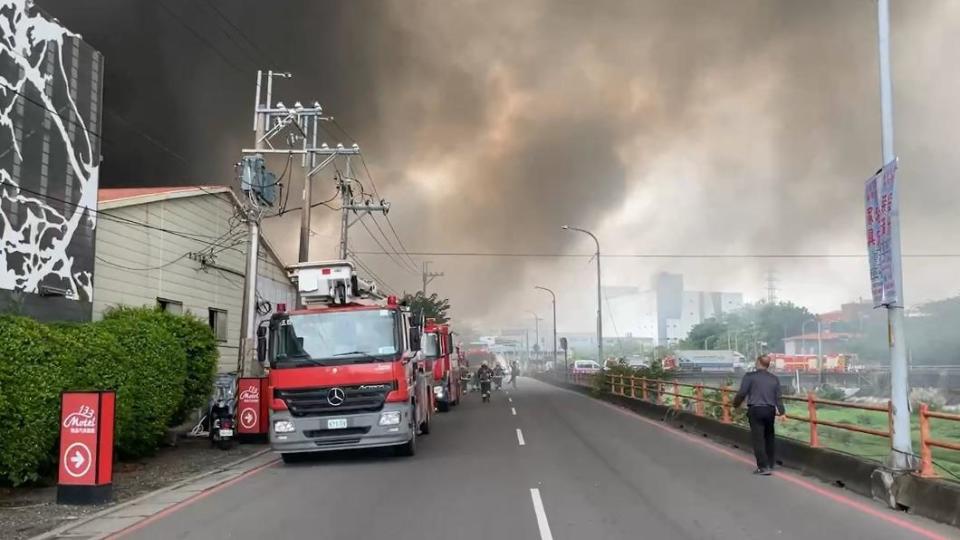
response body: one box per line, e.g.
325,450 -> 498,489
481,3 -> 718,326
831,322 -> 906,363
240,70 -> 359,374
421,261 -> 443,294
336,157 -> 390,261
876,0 -> 913,470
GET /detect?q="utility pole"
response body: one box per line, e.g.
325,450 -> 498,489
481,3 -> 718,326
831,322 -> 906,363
421,261 -> 443,294
331,156 -> 391,261
239,70 -> 286,377
877,0 -> 912,470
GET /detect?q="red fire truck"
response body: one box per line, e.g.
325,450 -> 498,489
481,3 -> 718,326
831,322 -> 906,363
261,260 -> 433,462
769,353 -> 849,373
422,319 -> 463,412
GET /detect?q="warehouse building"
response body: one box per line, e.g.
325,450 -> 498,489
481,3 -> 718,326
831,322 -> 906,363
95,186 -> 296,372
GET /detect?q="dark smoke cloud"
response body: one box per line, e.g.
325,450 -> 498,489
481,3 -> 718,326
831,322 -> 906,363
36,0 -> 960,329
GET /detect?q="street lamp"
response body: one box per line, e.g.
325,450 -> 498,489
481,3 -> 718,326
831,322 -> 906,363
562,225 -> 602,364
525,310 -> 542,362
535,286 -> 558,374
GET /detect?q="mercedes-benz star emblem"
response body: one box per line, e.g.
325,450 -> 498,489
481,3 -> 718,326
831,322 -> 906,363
327,387 -> 346,407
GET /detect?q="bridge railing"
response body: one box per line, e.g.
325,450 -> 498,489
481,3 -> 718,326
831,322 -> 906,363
596,374 -> 960,480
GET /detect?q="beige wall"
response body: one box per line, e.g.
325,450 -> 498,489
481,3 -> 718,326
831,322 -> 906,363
93,192 -> 294,372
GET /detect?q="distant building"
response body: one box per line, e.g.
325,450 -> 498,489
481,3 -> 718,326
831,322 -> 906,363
603,273 -> 743,345
95,186 -> 296,372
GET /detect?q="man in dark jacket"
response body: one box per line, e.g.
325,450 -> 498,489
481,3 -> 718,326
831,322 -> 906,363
733,355 -> 785,475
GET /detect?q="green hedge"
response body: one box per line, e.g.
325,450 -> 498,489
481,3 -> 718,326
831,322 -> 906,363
159,311 -> 218,426
99,307 -> 188,458
0,317 -> 68,485
0,307 -> 219,485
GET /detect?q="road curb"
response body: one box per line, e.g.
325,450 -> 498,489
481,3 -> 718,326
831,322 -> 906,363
28,447 -> 273,540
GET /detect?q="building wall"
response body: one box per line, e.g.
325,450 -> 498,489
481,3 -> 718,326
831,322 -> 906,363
0,4 -> 103,321
93,192 -> 294,372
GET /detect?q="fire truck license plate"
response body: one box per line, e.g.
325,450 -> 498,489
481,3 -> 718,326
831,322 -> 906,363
327,418 -> 348,430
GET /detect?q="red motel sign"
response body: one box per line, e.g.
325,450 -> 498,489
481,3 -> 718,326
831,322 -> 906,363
58,391 -> 115,504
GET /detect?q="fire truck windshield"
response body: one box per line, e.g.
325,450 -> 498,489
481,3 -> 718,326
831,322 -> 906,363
273,309 -> 399,368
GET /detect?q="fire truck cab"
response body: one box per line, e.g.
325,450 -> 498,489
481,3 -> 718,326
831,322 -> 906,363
422,319 -> 462,412
262,260 -> 433,461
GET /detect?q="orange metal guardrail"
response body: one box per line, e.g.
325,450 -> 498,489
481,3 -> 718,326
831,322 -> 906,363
918,404 -> 960,478
556,372 -> 960,480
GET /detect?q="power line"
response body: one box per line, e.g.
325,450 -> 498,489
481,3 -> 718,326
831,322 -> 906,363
349,250 -> 960,259
156,0 -> 249,75
357,216 -> 417,274
199,0 -> 276,66
356,153 -> 419,269
197,0 -> 266,67
95,252 -> 189,272
349,251 -> 398,296
370,214 -> 419,273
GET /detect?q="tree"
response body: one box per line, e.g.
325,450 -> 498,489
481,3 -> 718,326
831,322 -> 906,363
401,291 -> 451,324
849,296 -> 960,365
680,301 -> 812,355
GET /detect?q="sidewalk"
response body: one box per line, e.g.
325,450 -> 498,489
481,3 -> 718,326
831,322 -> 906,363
28,449 -> 277,540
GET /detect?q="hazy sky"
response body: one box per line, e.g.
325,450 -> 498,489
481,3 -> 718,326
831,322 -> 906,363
40,0 -> 960,334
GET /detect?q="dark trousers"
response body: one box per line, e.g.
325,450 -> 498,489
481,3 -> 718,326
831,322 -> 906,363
747,406 -> 777,469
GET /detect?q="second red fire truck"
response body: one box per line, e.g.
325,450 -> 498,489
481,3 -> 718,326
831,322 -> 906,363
422,319 -> 463,412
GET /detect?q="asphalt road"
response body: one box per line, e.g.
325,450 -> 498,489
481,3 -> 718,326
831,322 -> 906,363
115,377 -> 959,540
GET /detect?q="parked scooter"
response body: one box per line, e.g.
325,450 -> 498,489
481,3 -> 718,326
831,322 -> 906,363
209,374 -> 237,450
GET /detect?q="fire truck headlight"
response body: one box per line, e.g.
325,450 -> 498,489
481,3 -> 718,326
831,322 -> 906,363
433,385 -> 444,398
274,420 -> 296,433
379,411 -> 402,426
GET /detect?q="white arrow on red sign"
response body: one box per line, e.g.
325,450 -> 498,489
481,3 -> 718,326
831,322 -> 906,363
63,442 -> 92,478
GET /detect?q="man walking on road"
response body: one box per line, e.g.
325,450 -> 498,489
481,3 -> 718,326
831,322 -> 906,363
733,355 -> 785,475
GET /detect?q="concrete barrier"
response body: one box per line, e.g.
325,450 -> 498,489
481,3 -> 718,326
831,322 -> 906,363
536,375 -> 960,529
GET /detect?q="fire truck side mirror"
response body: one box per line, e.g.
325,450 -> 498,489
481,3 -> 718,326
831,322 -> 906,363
409,326 -> 422,352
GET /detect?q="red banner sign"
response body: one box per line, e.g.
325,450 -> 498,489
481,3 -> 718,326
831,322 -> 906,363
58,391 -> 115,503
237,378 -> 264,434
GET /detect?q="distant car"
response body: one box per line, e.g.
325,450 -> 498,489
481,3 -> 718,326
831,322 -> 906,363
626,358 -> 649,370
571,360 -> 602,374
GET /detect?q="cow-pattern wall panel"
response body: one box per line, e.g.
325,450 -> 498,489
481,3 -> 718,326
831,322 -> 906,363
0,0 -> 103,321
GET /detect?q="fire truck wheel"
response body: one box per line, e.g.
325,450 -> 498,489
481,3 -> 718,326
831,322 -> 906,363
395,431 -> 416,457
420,410 -> 431,435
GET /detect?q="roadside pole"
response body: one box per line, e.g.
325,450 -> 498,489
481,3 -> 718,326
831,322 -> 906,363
876,0 -> 913,470
238,70 -> 267,377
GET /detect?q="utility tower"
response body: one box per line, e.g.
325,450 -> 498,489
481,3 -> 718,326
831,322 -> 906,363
765,269 -> 778,304
421,261 -> 443,294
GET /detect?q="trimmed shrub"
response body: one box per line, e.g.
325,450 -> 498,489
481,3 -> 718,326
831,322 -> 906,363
98,307 -> 188,457
160,312 -> 218,425
0,316 -> 68,485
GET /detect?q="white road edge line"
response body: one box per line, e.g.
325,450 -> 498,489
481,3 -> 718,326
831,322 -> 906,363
530,488 -> 555,540
511,407 -> 517,415
516,428 -> 526,446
